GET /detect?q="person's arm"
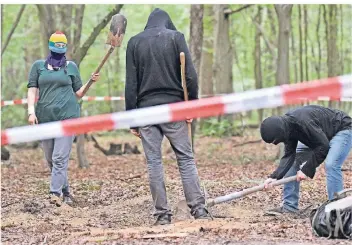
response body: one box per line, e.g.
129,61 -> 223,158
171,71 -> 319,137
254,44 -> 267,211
27,62 -> 39,124
67,61 -> 99,99
269,139 -> 298,180
125,39 -> 138,111
124,38 -> 140,137
176,33 -> 198,100
75,73 -> 100,99
299,121 -> 330,178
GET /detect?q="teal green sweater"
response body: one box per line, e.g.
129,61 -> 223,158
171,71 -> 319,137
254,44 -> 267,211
27,60 -> 83,123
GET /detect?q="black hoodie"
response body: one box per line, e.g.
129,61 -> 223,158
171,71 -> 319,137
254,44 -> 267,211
125,8 -> 198,111
260,105 -> 351,179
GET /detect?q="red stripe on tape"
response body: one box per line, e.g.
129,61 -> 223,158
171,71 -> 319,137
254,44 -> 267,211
170,97 -> 225,121
62,114 -> 115,136
14,99 -> 23,105
1,131 -> 9,145
282,77 -> 341,104
1,101 -> 4,107
87,96 -> 96,101
104,96 -> 111,101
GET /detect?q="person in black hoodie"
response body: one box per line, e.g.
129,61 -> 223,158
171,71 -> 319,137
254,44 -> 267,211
260,105 -> 351,215
125,8 -> 209,225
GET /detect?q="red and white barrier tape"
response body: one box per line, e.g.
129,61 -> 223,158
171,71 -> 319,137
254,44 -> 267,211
1,74 -> 351,145
2,93 -> 351,107
1,96 -> 125,107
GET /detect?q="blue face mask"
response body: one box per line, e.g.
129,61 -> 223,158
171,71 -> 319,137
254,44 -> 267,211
49,41 -> 67,54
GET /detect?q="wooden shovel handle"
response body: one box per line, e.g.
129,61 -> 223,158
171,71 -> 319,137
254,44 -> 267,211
180,52 -> 192,146
81,46 -> 115,95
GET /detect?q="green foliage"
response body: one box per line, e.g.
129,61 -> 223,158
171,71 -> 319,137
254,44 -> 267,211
201,118 -> 237,137
1,4 -> 351,131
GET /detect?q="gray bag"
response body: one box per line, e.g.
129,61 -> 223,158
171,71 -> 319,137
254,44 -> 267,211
310,189 -> 352,239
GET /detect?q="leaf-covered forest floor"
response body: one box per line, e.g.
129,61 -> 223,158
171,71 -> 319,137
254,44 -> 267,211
1,132 -> 352,245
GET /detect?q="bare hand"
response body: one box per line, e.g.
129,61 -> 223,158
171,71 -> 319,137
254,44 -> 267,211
28,114 -> 38,125
130,129 -> 141,138
296,170 -> 307,182
91,73 -> 100,82
186,118 -> 193,123
263,178 -> 277,190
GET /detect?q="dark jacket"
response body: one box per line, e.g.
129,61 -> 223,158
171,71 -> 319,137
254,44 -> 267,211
260,105 -> 351,179
125,8 -> 198,111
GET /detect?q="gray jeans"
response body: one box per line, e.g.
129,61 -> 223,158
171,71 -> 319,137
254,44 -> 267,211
140,121 -> 205,216
42,136 -> 74,196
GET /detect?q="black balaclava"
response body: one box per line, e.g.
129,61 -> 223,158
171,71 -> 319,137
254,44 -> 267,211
260,116 -> 289,145
144,8 -> 177,31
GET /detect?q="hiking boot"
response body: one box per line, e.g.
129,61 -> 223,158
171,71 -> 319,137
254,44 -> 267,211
192,208 -> 211,220
49,193 -> 62,207
265,206 -> 298,216
153,214 -> 171,226
63,195 -> 74,206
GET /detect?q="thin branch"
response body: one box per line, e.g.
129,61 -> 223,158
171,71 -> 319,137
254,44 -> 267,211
1,5 -> 26,56
224,4 -> 254,15
251,16 -> 276,59
233,139 -> 262,148
74,4 -> 123,65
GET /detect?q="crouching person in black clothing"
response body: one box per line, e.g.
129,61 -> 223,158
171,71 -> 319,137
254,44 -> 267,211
260,105 -> 351,215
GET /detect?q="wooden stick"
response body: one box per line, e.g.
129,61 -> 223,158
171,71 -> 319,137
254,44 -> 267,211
207,175 -> 297,207
180,52 -> 192,147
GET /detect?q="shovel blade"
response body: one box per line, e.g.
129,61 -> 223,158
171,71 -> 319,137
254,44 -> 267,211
106,13 -> 127,47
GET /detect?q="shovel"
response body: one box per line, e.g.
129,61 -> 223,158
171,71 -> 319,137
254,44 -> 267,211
206,175 -> 297,208
81,13 -> 127,95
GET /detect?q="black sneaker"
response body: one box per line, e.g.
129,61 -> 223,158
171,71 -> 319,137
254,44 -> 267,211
154,214 -> 171,226
63,195 -> 74,206
265,206 -> 298,216
192,208 -> 211,220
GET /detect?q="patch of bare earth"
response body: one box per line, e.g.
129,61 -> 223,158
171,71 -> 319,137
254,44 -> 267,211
1,133 -> 351,244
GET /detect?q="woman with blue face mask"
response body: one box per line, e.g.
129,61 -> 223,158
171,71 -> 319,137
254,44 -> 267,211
27,31 -> 100,206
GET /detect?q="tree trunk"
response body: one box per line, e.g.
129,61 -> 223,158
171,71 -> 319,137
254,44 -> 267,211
213,5 -> 233,95
298,5 -> 303,82
213,4 -> 233,122
199,5 -> 214,129
325,5 -> 339,77
275,4 -> 293,114
339,5 -> 344,74
77,134 -> 89,169
275,4 -> 293,86
316,5 -> 322,79
290,19 -> 298,83
190,5 -> 204,76
324,5 -> 339,108
254,6 -> 263,123
36,5 -> 56,55
304,5 -> 309,81
189,4 -> 204,150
